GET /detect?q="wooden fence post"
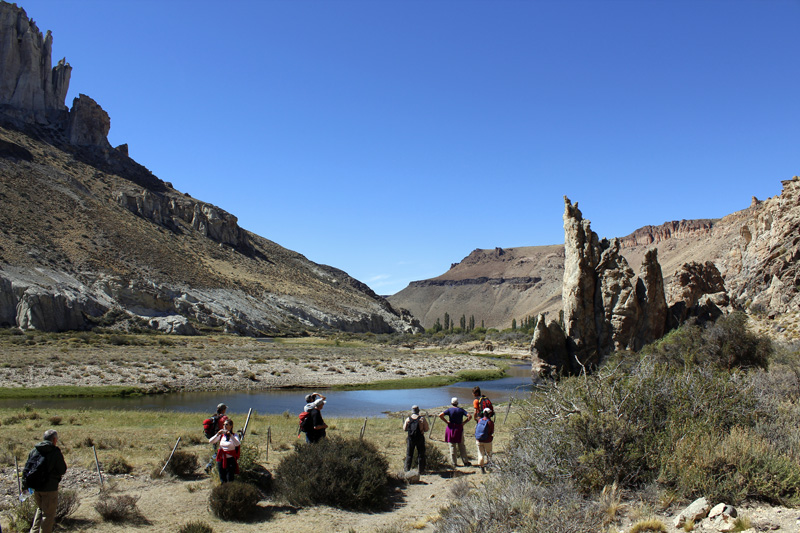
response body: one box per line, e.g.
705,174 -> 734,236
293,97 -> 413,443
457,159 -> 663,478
503,398 -> 513,424
359,417 -> 368,439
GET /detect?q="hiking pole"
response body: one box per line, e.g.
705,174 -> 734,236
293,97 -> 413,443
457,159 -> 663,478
503,398 -> 513,424
359,417 -> 368,439
240,408 -> 253,443
159,437 -> 181,477
92,446 -> 104,487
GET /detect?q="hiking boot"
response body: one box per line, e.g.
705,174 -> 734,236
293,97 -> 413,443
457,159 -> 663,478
480,466 -> 486,474
463,461 -> 472,467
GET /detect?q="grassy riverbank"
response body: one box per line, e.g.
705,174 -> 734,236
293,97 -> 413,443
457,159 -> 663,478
0,385 -> 147,399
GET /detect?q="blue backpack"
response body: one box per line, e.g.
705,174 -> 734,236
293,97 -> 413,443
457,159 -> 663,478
475,418 -> 492,442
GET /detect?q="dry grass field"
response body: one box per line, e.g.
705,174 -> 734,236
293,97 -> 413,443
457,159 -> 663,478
0,405 -> 514,532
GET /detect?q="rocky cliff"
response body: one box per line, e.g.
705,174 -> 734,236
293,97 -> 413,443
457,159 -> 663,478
0,2 -> 419,336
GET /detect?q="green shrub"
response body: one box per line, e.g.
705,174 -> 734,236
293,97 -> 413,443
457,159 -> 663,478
644,312 -> 772,370
660,426 -> 800,505
236,442 -> 273,492
105,455 -> 133,475
208,481 -> 261,521
275,435 -> 390,511
163,450 -> 198,478
178,520 -> 215,533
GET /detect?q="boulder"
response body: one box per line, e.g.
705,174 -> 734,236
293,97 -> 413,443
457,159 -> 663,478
673,497 -> 710,528
148,315 -> 197,335
530,313 -> 569,378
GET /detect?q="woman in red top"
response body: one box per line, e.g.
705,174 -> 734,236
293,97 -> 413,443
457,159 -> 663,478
209,418 -> 240,483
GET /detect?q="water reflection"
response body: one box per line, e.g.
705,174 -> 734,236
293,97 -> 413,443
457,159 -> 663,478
3,364 -> 532,418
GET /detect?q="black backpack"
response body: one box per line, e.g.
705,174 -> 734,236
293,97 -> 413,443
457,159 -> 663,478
407,416 -> 423,438
22,450 -> 48,491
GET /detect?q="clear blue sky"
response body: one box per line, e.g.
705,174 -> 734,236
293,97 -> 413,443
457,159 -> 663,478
19,0 -> 800,295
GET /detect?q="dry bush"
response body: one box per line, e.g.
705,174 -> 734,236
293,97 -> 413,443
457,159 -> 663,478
178,521 -> 215,533
208,481 -> 261,521
94,491 -> 142,522
104,455 -> 133,475
162,450 -> 199,478
629,518 -> 667,533
7,489 -> 81,531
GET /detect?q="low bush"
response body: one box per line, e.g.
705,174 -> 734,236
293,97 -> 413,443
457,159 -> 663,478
178,520 -> 215,533
94,492 -> 141,522
208,481 -> 261,521
162,450 -> 198,478
644,312 -> 772,370
104,455 -> 133,475
660,426 -> 800,505
408,441 -> 449,472
7,489 -> 81,531
275,435 -> 390,511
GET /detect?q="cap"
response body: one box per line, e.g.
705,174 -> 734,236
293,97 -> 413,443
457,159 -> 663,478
451,397 -> 458,405
305,394 -> 315,403
483,407 -> 492,414
411,405 -> 419,413
216,403 -> 227,412
314,398 -> 326,407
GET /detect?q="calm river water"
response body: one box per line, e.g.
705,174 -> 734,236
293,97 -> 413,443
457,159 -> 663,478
4,363 -> 532,418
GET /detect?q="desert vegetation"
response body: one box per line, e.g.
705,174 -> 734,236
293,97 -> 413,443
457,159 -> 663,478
435,312 -> 800,532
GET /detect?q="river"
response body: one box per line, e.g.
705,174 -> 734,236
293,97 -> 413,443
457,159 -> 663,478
3,363 -> 533,418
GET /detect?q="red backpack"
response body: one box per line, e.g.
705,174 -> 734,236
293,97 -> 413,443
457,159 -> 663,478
478,396 -> 494,416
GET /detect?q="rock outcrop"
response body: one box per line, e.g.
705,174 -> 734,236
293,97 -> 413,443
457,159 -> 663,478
722,176 -> 800,315
0,2 -> 71,124
67,94 -> 110,147
0,2 -> 110,148
533,198 -> 672,374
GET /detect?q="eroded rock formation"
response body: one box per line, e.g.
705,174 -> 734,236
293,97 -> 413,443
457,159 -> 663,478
0,2 -> 71,123
0,2 -> 109,147
533,198 -> 675,375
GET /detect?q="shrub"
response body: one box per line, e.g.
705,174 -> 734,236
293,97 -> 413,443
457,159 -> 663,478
56,489 -> 81,522
105,455 -> 133,475
660,426 -> 800,505
94,492 -> 141,522
208,481 -> 261,521
644,312 -> 772,370
48,416 -> 62,426
178,521 -> 215,533
7,489 -> 81,531
162,450 -> 198,478
275,435 -> 390,511
409,441 -> 449,472
236,442 -> 273,493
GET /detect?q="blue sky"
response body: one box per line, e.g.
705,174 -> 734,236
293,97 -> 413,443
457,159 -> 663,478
19,0 -> 800,295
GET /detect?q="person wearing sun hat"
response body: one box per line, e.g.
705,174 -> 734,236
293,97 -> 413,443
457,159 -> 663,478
438,397 -> 472,467
403,405 -> 430,473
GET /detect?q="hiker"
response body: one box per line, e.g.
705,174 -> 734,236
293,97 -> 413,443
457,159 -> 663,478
475,407 -> 495,473
472,386 -> 494,421
403,405 -> 430,473
438,397 -> 472,467
306,397 -> 328,443
209,418 -> 240,483
204,403 -> 229,473
25,429 -> 68,533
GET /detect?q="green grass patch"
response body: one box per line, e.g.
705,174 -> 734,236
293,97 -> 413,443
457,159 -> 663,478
333,365 -> 507,391
0,385 -> 146,399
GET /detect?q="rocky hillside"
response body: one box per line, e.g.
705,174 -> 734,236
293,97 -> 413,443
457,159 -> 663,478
390,180 -> 799,330
0,2 -> 418,335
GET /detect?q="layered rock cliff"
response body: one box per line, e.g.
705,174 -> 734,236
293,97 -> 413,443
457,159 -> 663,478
0,2 -> 420,336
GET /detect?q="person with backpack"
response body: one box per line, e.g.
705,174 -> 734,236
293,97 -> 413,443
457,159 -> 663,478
474,407 -> 495,474
438,397 -> 472,468
24,429 -> 67,533
402,405 -> 430,473
305,398 -> 328,443
204,403 -> 229,473
209,418 -> 240,483
472,386 -> 494,421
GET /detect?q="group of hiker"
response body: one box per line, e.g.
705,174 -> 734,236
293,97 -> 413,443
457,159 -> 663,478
20,387 -> 496,532
408,386 -> 495,474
